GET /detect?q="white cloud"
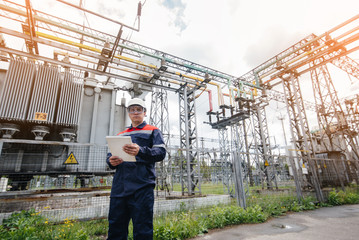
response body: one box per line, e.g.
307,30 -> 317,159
4,0 -> 359,144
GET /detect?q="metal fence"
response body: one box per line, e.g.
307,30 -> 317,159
0,140 -> 358,224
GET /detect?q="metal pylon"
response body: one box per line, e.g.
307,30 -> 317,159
310,64 -> 347,152
344,94 -> 359,133
242,118 -> 255,187
178,85 -> 201,195
150,82 -> 171,195
251,103 -> 278,189
231,123 -> 247,208
217,126 -> 234,196
310,64 -> 359,184
281,73 -> 324,202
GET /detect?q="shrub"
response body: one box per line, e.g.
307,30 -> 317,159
344,192 -> 359,204
0,209 -> 89,240
154,211 -> 204,240
244,205 -> 267,223
0,209 -> 46,239
301,196 -> 318,210
328,190 -> 345,206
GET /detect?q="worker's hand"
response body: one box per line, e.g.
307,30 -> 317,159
123,143 -> 140,156
109,155 -> 124,166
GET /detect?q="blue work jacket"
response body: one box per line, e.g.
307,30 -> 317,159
106,121 -> 166,197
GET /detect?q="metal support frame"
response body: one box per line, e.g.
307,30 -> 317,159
310,63 -> 359,184
242,118 -> 255,187
231,123 -> 247,208
248,114 -> 267,188
331,55 -> 359,80
344,94 -> 359,133
281,73 -> 324,202
150,81 -> 171,195
217,126 -> 234,195
252,103 -> 278,189
24,0 -> 38,54
311,64 -> 348,151
178,85 -> 201,195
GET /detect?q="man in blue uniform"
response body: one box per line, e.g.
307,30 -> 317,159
106,98 -> 166,240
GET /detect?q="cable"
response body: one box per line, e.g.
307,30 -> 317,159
126,1 -> 146,41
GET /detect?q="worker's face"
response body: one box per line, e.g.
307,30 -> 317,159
128,105 -> 146,126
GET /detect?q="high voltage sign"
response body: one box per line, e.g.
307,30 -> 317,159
63,152 -> 79,165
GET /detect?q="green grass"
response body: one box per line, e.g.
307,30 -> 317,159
172,182 -> 298,195
1,186 -> 358,240
172,182 -> 231,195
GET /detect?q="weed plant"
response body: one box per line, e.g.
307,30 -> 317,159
0,187 -> 358,239
327,188 -> 359,205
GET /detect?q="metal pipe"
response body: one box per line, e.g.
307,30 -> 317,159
53,48 -> 228,108
74,71 -> 84,125
264,36 -> 359,85
68,71 -> 77,125
262,29 -> 359,84
255,14 -> 359,78
1,59 -> 16,117
75,85 -> 85,140
1,25 -> 241,108
9,60 -> 23,118
9,60 -> 20,117
1,2 -> 261,89
90,87 -> 100,144
69,71 -> 77,125
0,46 -> 177,92
49,65 -> 60,122
36,31 -> 159,69
46,65 -> 57,122
109,89 -> 116,136
53,50 -> 153,78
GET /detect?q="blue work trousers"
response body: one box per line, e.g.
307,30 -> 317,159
107,186 -> 154,240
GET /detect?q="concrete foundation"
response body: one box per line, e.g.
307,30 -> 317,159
0,190 -> 231,223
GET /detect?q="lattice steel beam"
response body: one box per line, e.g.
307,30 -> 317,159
217,127 -> 234,196
150,81 -> 171,194
178,85 -> 201,195
251,103 -> 278,189
281,73 -> 324,202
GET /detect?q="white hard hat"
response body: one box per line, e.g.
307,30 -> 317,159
127,98 -> 146,109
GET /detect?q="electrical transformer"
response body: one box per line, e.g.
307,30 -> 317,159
0,59 -> 127,190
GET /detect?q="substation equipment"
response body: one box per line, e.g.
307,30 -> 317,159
0,0 -> 358,208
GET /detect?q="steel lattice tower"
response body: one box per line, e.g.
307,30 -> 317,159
310,64 -> 359,184
344,94 -> 359,134
217,126 -> 234,195
178,85 -> 201,195
251,103 -> 278,189
281,73 -> 324,202
241,118 -> 255,187
230,123 -> 247,208
150,82 -> 171,194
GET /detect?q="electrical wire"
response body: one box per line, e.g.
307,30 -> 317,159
126,0 -> 146,41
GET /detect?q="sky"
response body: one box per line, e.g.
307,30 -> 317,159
119,0 -> 359,148
3,0 -> 359,149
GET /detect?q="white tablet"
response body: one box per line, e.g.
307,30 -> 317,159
106,136 -> 136,162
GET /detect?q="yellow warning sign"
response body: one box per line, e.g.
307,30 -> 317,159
64,152 -> 79,165
34,112 -> 48,121
302,163 -> 306,168
265,160 -> 269,166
